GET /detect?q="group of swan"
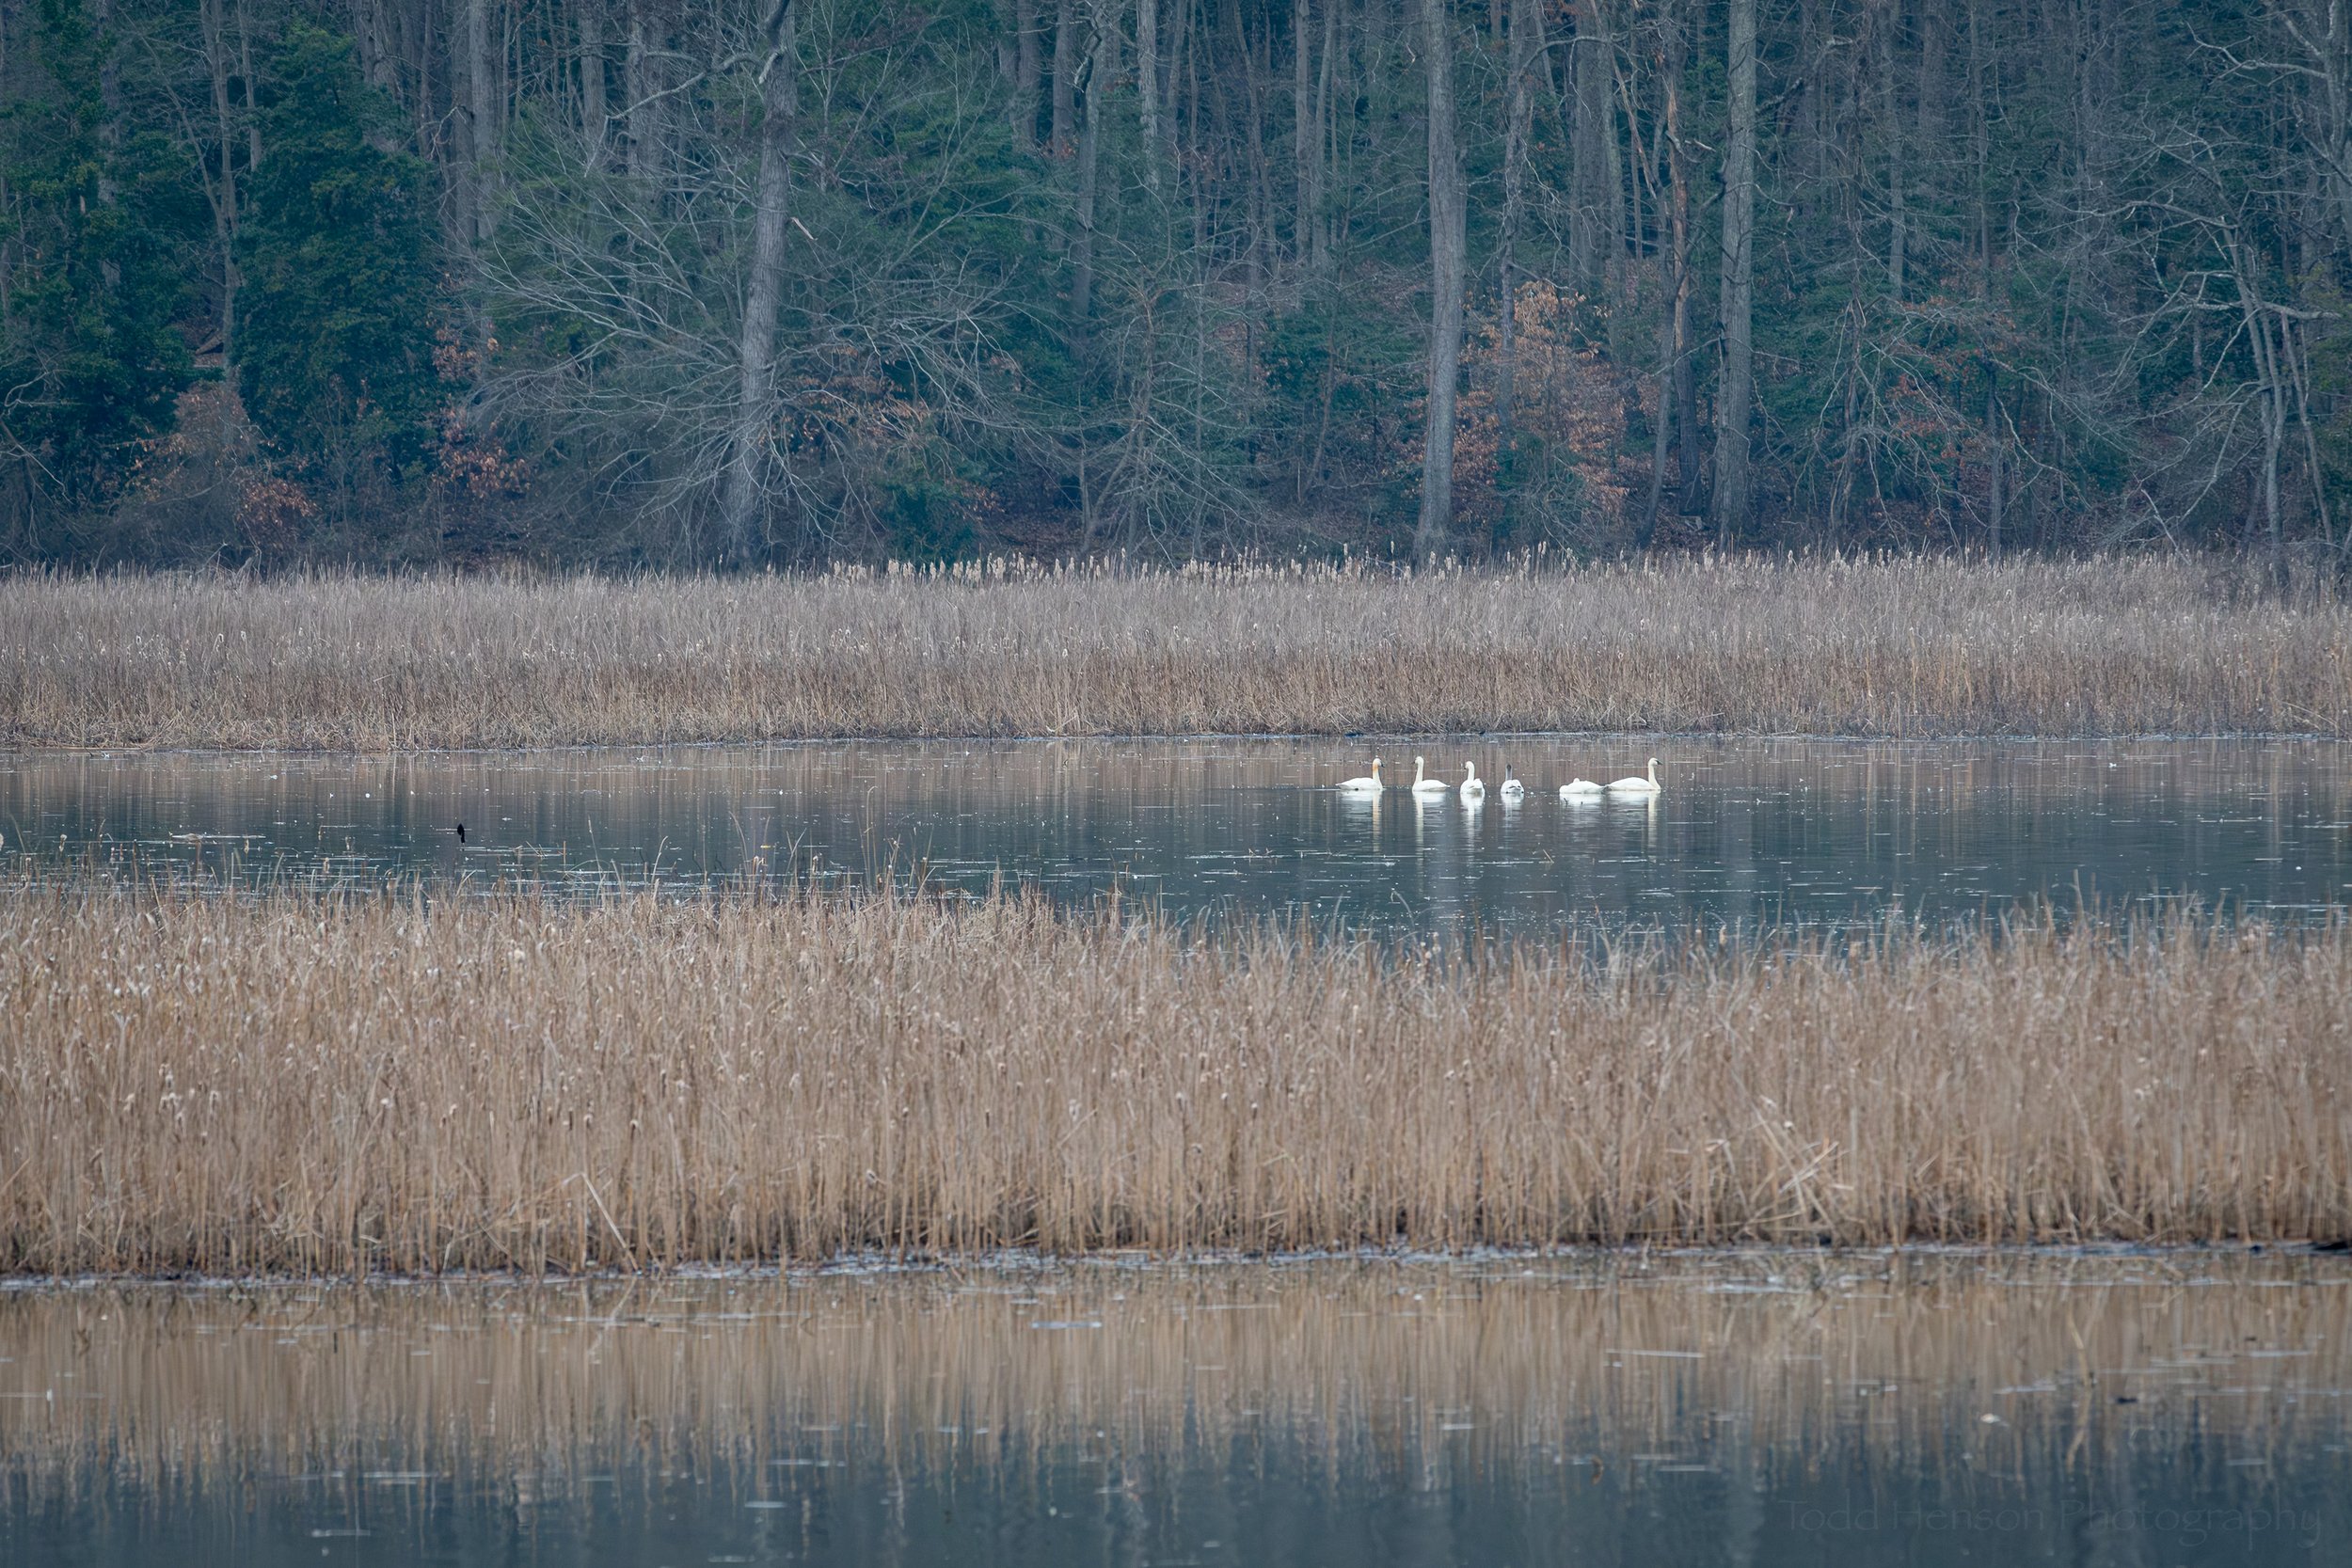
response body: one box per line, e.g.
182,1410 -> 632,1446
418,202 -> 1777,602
1339,754 -> 1661,800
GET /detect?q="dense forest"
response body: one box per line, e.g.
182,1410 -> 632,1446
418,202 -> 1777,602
2,0 -> 2348,567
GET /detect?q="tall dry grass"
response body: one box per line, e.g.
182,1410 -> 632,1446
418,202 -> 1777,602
6,556 -> 2350,749
4,882 -> 2347,1274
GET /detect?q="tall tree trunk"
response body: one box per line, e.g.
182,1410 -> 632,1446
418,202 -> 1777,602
1985,375 -> 2003,560
1315,0 -> 1335,263
353,0 -> 373,85
1709,0 -> 1756,544
721,1 -> 798,564
1138,0 -> 1160,187
1568,0 -> 1614,293
1661,0 -> 1701,515
95,0 -> 119,207
1497,0 -> 1533,451
1228,0 -> 1272,323
626,0 -> 664,184
465,0 -> 496,240
1883,0 -> 1905,298
1293,0 -> 1319,272
1793,0 -> 1828,211
203,0 -> 239,359
1617,38 -> 1649,287
1072,11 -> 1103,341
579,0 -> 608,166
356,0 -> 398,91
1971,0 -> 2000,558
2235,245 -> 2288,577
234,0 -> 260,166
1915,0 -> 1945,161
1164,0 -> 1193,165
1015,0 -> 1041,150
403,0 -> 430,157
1416,0 -> 1464,558
1052,0 -> 1076,151
2283,0 -> 2352,261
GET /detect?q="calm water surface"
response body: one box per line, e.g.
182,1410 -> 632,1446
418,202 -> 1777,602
1,1253 -> 2345,1567
3,737 -> 2348,937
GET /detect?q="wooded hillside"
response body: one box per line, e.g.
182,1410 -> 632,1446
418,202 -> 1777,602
4,0 -> 2346,566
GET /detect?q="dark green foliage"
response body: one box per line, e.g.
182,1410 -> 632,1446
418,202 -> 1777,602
0,0 -> 197,518
233,24 -> 440,477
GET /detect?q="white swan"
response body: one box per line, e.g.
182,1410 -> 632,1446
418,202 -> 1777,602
1409,754 -> 1448,797
1608,756 -> 1663,796
1459,761 -> 1485,802
1338,757 -> 1384,794
1559,775 -> 1604,800
1499,766 -> 1525,801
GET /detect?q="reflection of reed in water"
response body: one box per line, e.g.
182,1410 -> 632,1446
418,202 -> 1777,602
0,1257 -> 2344,1530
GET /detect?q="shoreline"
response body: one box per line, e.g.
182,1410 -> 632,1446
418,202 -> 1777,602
6,725 -> 2352,759
5,1237 -> 2348,1290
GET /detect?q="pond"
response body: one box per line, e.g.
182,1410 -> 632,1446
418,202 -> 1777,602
3,737 -> 2348,939
1,1253 -> 2344,1567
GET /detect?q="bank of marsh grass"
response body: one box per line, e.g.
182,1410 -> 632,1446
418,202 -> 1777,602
4,883 -> 2346,1275
6,555 -> 2350,749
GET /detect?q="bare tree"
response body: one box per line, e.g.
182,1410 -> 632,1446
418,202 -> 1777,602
1052,0 -> 1076,150
625,0 -> 665,182
720,0 -> 799,561
1661,0 -> 1701,516
1496,0 -> 1536,455
1710,0 -> 1756,542
1072,5 -> 1104,341
464,0 -> 497,240
1568,0 -> 1620,293
1417,0 -> 1464,558
579,0 -> 609,167
1293,0 -> 1320,271
1138,0 -> 1161,187
1015,0 -> 1041,150
201,0 -> 240,356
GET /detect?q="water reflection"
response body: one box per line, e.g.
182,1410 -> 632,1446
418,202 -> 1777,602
0,1253 -> 2344,1566
2,736 -> 2347,939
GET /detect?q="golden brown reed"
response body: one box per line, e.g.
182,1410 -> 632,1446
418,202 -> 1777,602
6,555 -> 2350,750
4,883 -> 2348,1275
2,1257 -> 2344,1500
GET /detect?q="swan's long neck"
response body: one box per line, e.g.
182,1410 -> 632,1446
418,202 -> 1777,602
1413,757 -> 1425,786
1648,758 -> 1659,787
1372,760 -> 1382,783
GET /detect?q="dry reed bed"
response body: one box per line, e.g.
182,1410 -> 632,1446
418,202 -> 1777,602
4,884 -> 2348,1275
4,1259 -> 2343,1497
6,556 -> 2350,749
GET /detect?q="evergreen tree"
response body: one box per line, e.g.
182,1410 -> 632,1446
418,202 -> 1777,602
233,22 -> 439,480
0,0 -> 197,518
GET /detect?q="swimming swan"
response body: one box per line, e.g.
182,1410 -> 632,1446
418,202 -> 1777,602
1559,776 -> 1604,799
1499,766 -> 1526,801
1608,757 -> 1663,796
1459,761 -> 1486,802
1410,755 -> 1449,796
1338,757 -> 1384,794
